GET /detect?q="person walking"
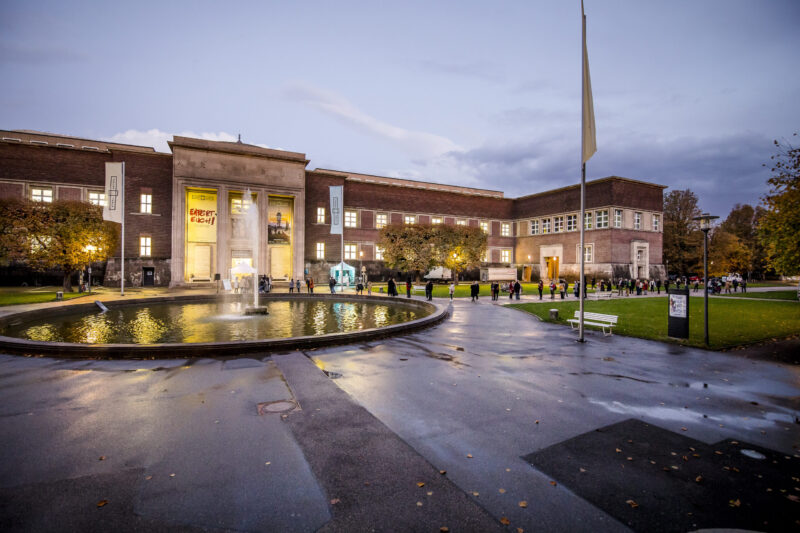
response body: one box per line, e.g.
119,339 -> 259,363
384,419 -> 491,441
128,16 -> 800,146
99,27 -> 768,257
388,277 -> 396,297
425,280 -> 433,301
406,279 -> 412,298
470,281 -> 477,302
538,279 -> 543,300
591,277 -> 596,290
514,280 -> 521,300
741,278 -> 747,293
448,281 -> 455,301
656,278 -> 662,294
329,277 -> 336,294
356,280 -> 364,295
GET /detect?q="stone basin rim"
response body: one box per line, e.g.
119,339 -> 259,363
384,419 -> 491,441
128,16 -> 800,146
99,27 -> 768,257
0,294 -> 448,359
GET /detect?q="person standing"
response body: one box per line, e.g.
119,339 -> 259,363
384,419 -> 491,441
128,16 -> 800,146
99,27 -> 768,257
425,280 -> 433,301
560,280 -> 566,299
514,280 -> 521,300
367,281 -> 372,295
329,276 -> 337,294
470,281 -> 477,302
448,281 -> 455,301
296,279 -> 301,293
538,279 -> 543,300
289,278 -> 294,293
741,278 -> 747,293
406,279 -> 412,298
656,278 -> 662,294
388,277 -> 396,297
591,277 -> 596,290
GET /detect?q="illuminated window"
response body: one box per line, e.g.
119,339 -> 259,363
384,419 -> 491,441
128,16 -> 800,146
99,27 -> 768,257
480,221 -> 488,233
596,210 -> 608,229
554,216 -> 564,233
140,194 -> 152,214
140,236 -> 151,256
584,212 -> 593,230
530,220 -> 539,235
344,210 -> 358,228
375,246 -> 384,260
404,215 -> 416,225
376,213 -> 388,229
577,244 -> 593,263
483,250 -> 490,262
88,191 -> 106,206
456,219 -> 467,226
501,249 -> 511,263
614,209 -> 623,228
344,243 -> 357,260
501,223 -> 511,236
31,188 -> 52,203
567,214 -> 577,231
542,218 -> 550,234
634,212 -> 642,230
652,214 -> 660,231
316,242 -> 325,260
431,217 -> 442,225
316,207 -> 325,224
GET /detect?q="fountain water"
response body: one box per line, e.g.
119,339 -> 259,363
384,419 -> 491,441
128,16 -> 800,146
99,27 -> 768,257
242,190 -> 268,315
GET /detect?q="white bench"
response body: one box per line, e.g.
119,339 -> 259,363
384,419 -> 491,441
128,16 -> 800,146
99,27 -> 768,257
567,311 -> 618,336
589,291 -> 614,300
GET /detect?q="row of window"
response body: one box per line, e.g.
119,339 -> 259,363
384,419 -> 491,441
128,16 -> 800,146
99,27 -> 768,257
316,207 -> 513,235
530,210 -> 659,235
30,187 -> 154,214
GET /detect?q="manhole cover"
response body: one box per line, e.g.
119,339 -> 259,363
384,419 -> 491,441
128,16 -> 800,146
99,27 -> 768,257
257,400 -> 298,415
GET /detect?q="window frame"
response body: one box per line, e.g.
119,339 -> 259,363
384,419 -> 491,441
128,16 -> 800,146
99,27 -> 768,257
479,221 -> 489,233
316,242 -> 325,260
596,209 -> 609,229
88,191 -> 106,206
140,236 -> 152,257
404,215 -> 416,225
584,211 -> 593,230
553,216 -> 564,233
31,187 -> 53,203
344,243 -> 357,260
567,214 -> 577,232
140,193 -> 152,214
614,209 -> 623,228
652,214 -> 660,232
541,218 -> 551,234
375,245 -> 384,261
375,213 -> 388,229
431,217 -> 442,225
501,222 -> 511,236
530,219 -> 539,235
316,207 -> 325,224
634,212 -> 642,230
500,249 -> 511,263
344,210 -> 358,228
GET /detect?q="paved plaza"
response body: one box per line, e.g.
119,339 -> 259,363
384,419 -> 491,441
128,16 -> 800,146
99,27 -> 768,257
1,294 -> 799,532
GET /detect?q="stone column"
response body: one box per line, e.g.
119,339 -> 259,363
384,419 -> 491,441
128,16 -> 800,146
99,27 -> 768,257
216,186 -> 229,280
294,190 -> 305,282
169,181 -> 186,287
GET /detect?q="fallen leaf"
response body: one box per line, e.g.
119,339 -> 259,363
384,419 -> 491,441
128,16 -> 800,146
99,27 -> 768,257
580,468 -> 587,473
265,462 -> 271,465
98,456 -> 105,461
472,491 -> 479,496
417,501 -> 423,507
519,500 -> 528,508
517,529 -> 524,533
787,494 -> 800,503
627,457 -> 633,461
549,481 -> 557,486
440,528 -> 449,533
715,451 -> 723,455
169,473 -> 176,477
500,517 -> 510,525
96,499 -> 108,508
417,482 -> 425,488
615,448 -> 622,453
650,460 -> 656,465
695,475 -> 703,483
499,488 -> 506,493
505,468 -> 511,472
729,499 -> 741,507
330,498 -> 340,505
626,499 -> 639,509
145,475 -> 153,480
467,454 -> 473,458
427,491 -> 433,496
681,427 -> 688,432
535,420 -> 540,424
693,454 -> 700,458
682,456 -> 689,462
439,470 -> 447,475
671,466 -> 679,470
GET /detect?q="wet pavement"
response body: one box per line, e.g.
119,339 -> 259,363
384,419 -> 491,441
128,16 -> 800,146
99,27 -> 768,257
1,297 -> 799,532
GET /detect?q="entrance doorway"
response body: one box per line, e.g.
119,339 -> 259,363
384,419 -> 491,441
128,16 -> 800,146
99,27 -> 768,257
522,265 -> 532,282
142,267 -> 155,286
544,256 -> 560,280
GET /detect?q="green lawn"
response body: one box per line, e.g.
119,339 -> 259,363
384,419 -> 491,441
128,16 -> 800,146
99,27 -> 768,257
719,290 -> 799,301
0,287 -> 92,306
508,296 -> 800,349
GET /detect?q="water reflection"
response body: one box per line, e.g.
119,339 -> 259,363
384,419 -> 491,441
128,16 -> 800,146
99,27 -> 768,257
3,299 -> 427,345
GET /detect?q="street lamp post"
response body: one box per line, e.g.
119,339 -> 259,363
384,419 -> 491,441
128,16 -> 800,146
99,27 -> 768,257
359,250 -> 363,284
693,213 -> 718,346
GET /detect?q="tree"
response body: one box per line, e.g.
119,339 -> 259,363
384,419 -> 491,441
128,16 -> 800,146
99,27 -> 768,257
377,223 -> 487,282
0,199 -> 119,291
759,134 -> 800,276
662,189 -> 703,275
377,224 -> 437,279
432,224 -> 487,282
708,229 -> 751,276
719,203 -> 769,279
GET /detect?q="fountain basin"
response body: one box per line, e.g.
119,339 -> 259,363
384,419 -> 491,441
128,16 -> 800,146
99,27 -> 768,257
243,306 -> 270,315
0,294 -> 447,359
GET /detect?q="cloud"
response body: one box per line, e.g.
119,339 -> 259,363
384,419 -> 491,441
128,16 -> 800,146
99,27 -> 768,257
106,129 -> 270,153
285,83 -> 462,159
0,42 -> 86,65
417,59 -> 505,83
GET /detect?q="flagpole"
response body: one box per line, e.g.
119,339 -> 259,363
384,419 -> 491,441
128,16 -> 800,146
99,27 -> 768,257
579,0 -> 596,342
120,161 -> 125,297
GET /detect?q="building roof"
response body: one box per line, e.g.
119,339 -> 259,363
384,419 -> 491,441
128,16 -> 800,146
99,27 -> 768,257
169,136 -> 308,165
315,168 -> 505,198
1,129 -> 160,154
513,175 -> 667,201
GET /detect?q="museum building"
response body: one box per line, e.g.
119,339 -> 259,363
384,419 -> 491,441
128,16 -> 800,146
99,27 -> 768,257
0,130 -> 666,286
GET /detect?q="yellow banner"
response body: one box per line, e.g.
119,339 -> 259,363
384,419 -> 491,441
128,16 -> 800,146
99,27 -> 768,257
187,190 -> 217,243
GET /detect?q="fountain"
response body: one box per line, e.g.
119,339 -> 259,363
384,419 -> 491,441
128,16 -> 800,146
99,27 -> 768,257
241,189 -> 268,315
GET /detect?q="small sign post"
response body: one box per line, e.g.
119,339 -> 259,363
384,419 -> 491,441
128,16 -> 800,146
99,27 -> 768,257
667,288 -> 690,339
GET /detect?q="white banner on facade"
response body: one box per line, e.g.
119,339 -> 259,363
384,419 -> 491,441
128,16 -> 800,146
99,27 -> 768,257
329,185 -> 343,235
103,162 -> 124,223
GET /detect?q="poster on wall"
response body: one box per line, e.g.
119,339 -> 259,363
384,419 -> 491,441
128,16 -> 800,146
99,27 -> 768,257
268,197 -> 292,245
186,190 -> 217,243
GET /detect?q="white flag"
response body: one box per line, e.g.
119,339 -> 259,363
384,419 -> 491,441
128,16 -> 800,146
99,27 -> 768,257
329,185 -> 343,235
582,0 -> 597,163
103,162 -> 124,223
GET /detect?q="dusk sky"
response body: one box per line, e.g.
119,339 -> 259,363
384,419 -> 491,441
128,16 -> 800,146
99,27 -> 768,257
2,0 -> 798,217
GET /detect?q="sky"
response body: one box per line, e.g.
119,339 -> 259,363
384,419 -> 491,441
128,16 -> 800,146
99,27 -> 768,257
2,0 -> 798,217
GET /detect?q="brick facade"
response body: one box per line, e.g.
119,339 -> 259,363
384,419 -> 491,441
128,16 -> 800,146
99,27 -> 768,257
1,130 -> 665,286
